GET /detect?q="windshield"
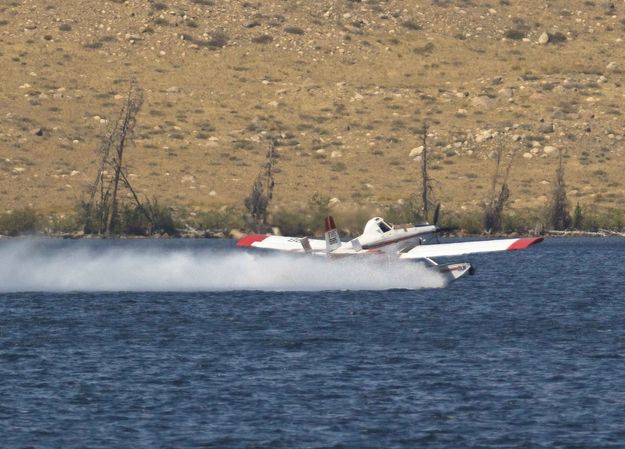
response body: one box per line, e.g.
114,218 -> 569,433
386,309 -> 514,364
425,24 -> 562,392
378,221 -> 392,233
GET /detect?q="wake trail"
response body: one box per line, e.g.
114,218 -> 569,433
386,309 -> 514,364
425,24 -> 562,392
0,240 -> 446,292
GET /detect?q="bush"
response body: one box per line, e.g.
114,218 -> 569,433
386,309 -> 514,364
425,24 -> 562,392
194,207 -> 246,232
144,199 -> 178,235
284,26 -> 305,35
206,32 -> 228,48
401,20 -> 421,31
48,213 -> 82,234
385,197 -> 424,225
504,29 -> 526,40
0,208 -> 40,236
549,31 -> 567,44
252,34 -> 273,44
117,200 -> 177,236
271,210 -> 311,236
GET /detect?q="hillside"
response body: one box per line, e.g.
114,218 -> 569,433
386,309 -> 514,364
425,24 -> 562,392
1,0 -> 624,223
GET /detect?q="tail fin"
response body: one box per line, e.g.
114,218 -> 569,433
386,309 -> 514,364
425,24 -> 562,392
324,216 -> 341,253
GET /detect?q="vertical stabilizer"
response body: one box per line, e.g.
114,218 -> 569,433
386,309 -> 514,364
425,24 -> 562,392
324,216 -> 341,253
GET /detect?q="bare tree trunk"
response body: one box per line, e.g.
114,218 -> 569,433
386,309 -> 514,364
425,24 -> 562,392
483,137 -> 515,233
420,122 -> 431,222
245,140 -> 277,232
549,149 -> 572,230
104,81 -> 143,235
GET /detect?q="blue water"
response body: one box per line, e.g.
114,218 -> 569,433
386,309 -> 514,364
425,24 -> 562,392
1,238 -> 624,448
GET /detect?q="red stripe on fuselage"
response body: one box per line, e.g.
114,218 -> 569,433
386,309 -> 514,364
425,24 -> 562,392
507,237 -> 544,251
236,234 -> 269,247
361,232 -> 423,250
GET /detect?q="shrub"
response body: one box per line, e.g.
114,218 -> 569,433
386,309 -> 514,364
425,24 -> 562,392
385,197 -> 424,225
401,20 -> 421,31
548,31 -> 567,44
195,207 -> 246,232
284,26 -> 305,35
0,208 -> 40,236
271,210 -> 310,236
504,29 -> 526,40
206,32 -> 228,47
144,199 -> 178,235
118,201 -> 177,236
83,41 -> 103,49
252,34 -> 273,44
58,23 -> 72,32
48,213 -> 81,234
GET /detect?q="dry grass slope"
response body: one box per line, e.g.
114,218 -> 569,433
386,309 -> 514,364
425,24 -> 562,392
1,0 -> 624,223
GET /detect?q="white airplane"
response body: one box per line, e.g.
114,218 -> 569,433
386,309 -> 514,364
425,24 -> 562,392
236,213 -> 543,283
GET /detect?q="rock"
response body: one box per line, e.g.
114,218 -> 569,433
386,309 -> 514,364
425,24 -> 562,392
409,146 -> 424,157
70,170 -> 80,176
181,175 -> 195,183
229,229 -> 244,240
498,87 -> 514,98
538,32 -> 549,45
470,95 -> 495,109
539,123 -> 554,134
543,145 -> 557,155
31,127 -> 44,136
166,86 -> 180,93
523,152 -> 533,159
329,197 -> 340,206
606,61 -> 618,71
330,150 -> 342,158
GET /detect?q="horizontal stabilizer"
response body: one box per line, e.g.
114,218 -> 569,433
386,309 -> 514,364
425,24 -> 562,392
237,234 -> 326,253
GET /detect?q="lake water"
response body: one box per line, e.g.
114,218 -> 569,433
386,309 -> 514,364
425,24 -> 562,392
0,237 -> 624,448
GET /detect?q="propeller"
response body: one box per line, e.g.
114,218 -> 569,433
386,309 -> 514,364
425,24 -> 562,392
432,203 -> 441,227
430,203 -> 459,243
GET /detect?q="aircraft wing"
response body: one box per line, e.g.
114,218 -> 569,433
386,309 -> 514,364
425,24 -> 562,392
236,234 -> 326,253
399,237 -> 543,260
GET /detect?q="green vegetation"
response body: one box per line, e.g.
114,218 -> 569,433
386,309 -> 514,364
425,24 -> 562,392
0,208 -> 40,236
4,198 -> 625,238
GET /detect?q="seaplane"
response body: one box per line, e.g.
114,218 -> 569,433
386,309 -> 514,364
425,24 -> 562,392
236,208 -> 543,283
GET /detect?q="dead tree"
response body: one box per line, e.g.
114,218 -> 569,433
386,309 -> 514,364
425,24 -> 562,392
104,82 -> 143,234
245,140 -> 277,232
83,80 -> 146,235
548,149 -> 572,230
483,138 -> 515,233
420,122 -> 435,222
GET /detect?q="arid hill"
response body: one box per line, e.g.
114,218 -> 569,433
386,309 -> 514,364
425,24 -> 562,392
1,0 -> 624,222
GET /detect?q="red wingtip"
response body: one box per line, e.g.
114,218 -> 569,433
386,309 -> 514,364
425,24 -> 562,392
507,237 -> 544,251
236,234 -> 269,247
324,216 -> 336,232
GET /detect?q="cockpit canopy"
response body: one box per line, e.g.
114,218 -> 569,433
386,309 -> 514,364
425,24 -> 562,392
362,217 -> 393,236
